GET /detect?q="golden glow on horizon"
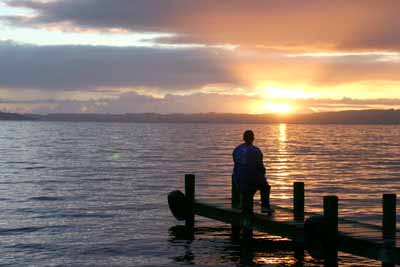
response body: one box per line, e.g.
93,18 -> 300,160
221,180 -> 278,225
257,102 -> 293,114
264,87 -> 315,99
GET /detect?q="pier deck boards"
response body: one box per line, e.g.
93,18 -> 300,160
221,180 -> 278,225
194,197 -> 400,264
197,197 -> 398,243
170,174 -> 400,267
175,175 -> 398,265
200,197 -> 399,245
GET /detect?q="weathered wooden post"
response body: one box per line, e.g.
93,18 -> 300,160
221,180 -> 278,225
293,182 -> 305,262
185,174 -> 195,232
383,194 -> 396,240
241,193 -> 254,241
231,175 -> 241,239
323,195 -> 338,266
294,182 -> 305,221
382,194 -> 396,267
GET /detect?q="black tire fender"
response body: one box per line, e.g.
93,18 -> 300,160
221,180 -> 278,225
168,190 -> 190,221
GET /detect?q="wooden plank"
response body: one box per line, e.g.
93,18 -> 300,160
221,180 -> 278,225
252,213 -> 301,240
195,201 -> 242,224
339,225 -> 382,236
338,234 -> 400,264
194,198 -> 400,264
194,199 -> 400,264
201,203 -> 397,244
198,199 -> 387,241
195,201 -> 300,239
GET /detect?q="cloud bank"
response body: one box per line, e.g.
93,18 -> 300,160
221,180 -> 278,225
3,92 -> 400,115
0,41 -> 236,91
5,0 -> 400,51
2,41 -> 400,93
2,1 -> 400,113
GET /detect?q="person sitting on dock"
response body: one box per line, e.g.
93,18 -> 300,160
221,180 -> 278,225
232,130 -> 273,214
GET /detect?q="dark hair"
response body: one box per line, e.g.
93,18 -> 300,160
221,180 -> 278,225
243,130 -> 254,144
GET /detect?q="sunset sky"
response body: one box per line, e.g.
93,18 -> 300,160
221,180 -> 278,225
1,0 -> 400,114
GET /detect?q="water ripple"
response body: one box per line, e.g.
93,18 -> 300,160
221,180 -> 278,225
0,122 -> 398,266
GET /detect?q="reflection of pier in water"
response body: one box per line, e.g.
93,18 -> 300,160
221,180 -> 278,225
170,174 -> 399,266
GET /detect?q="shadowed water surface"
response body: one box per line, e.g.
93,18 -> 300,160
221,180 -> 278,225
0,121 -> 399,266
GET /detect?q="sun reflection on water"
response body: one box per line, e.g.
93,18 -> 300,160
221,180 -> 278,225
277,123 -> 288,169
279,123 -> 287,145
254,254 -> 297,265
272,123 -> 293,200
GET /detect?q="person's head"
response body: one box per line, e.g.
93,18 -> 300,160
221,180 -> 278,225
243,130 -> 254,144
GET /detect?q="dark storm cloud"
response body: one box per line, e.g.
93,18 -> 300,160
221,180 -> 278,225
4,0 -> 400,51
0,41 -> 235,90
4,0 -> 184,31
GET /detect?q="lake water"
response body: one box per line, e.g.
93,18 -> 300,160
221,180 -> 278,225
0,121 -> 399,266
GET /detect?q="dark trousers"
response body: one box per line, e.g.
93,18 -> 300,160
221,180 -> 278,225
241,182 -> 271,208
259,182 -> 271,208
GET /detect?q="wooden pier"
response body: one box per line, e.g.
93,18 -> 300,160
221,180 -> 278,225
176,174 -> 399,266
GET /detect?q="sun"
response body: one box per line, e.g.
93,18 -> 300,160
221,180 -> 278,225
257,102 -> 293,114
265,102 -> 292,113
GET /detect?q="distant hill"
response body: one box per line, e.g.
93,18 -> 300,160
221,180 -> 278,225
2,109 -> 400,124
29,113 -> 281,123
286,109 -> 400,124
0,111 -> 33,121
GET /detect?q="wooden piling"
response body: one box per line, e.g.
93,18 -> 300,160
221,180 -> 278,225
185,174 -> 195,231
323,195 -> 338,266
293,182 -> 305,221
293,182 -> 305,262
241,193 -> 254,241
183,180 -> 400,265
231,175 -> 241,239
383,194 -> 396,240
382,194 -> 396,267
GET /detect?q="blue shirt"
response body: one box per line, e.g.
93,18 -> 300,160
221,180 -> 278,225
232,143 -> 266,193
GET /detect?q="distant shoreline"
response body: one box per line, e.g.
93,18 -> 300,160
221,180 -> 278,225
2,109 -> 400,124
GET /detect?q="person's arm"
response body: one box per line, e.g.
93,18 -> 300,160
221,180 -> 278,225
232,147 -> 238,164
257,149 -> 266,177
232,147 -> 240,186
